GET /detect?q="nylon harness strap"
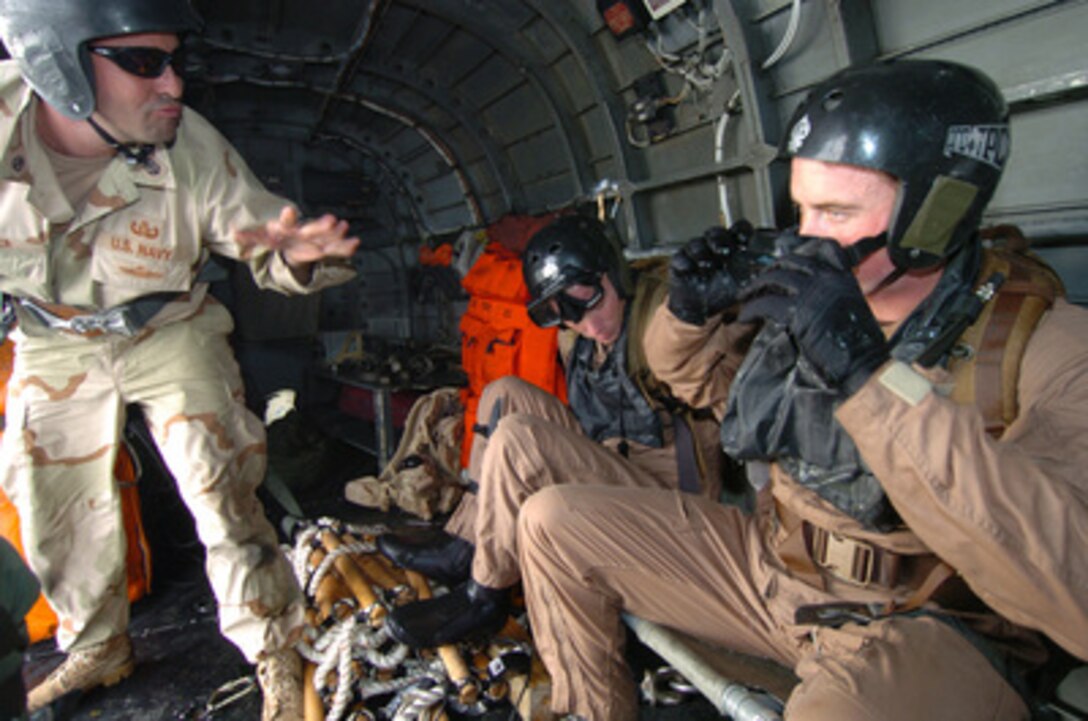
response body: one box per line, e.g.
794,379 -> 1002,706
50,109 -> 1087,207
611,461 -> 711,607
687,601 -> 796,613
950,245 -> 1062,437
979,258 -> 1058,435
13,259 -> 229,338
671,412 -> 701,494
622,259 -> 705,494
776,499 -> 961,619
18,291 -> 188,337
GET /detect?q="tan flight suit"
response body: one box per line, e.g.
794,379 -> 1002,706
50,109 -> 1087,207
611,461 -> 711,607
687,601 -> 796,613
0,63 -> 354,661
519,290 -> 1088,720
443,273 -> 726,591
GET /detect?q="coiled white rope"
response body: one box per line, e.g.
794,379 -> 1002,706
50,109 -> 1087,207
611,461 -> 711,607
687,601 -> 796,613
286,518 -> 463,720
391,683 -> 447,720
325,615 -> 358,721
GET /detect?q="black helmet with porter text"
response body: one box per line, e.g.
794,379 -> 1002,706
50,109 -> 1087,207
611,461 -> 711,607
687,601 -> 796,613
782,59 -> 1009,269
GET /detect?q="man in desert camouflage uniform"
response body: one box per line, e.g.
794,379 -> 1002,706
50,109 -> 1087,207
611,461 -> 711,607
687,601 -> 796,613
0,1 -> 359,717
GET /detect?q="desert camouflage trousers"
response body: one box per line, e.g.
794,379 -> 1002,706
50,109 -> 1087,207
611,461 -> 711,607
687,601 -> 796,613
0,300 -> 304,660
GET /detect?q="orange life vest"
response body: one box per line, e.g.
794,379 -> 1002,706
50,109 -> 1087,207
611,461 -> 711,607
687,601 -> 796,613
458,217 -> 568,468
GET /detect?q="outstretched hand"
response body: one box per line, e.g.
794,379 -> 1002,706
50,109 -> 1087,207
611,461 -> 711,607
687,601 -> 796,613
235,206 -> 361,271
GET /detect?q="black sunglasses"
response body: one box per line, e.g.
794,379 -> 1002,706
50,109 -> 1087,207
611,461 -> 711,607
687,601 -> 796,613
89,46 -> 185,79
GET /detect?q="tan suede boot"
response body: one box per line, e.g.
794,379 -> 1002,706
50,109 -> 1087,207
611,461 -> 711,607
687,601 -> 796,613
257,648 -> 304,721
26,634 -> 135,711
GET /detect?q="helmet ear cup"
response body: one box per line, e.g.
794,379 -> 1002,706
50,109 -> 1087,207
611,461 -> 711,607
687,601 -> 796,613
892,177 -> 980,269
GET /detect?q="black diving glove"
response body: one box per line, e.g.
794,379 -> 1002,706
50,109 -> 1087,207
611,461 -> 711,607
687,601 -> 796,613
667,220 -> 755,325
738,236 -> 890,395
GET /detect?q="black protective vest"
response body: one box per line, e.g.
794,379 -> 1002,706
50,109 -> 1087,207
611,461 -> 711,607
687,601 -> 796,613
722,244 -> 983,530
566,314 -> 664,448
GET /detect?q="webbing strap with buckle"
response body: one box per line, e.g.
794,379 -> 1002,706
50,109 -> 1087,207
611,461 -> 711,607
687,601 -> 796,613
803,522 -> 901,588
17,291 -> 186,337
12,260 -> 224,338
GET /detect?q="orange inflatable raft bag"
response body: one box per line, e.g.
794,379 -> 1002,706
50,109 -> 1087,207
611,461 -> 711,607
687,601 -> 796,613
458,240 -> 567,468
0,339 -> 152,643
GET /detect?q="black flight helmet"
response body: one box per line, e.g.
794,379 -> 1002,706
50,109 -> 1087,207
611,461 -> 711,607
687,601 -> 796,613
782,59 -> 1010,270
0,0 -> 203,120
523,215 -> 632,328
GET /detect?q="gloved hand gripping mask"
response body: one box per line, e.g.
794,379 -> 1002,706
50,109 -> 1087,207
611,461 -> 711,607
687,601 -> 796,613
738,236 -> 890,395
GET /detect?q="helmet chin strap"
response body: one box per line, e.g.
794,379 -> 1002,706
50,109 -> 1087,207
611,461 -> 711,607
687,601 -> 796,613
844,232 -> 886,268
844,231 -> 906,296
86,116 -> 159,173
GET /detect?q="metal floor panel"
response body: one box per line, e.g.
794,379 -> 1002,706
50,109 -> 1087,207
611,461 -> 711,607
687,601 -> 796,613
22,538 -> 725,721
24,563 -> 261,720
19,429 -> 728,721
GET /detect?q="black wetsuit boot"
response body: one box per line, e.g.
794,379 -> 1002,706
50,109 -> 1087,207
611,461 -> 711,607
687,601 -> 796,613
376,529 -> 474,587
385,580 -> 510,647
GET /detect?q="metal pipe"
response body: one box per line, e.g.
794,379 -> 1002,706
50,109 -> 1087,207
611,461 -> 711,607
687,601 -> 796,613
761,0 -> 802,70
623,614 -> 784,721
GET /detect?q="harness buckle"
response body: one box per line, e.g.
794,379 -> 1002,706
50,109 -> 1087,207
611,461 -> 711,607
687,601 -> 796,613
810,526 -> 878,586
